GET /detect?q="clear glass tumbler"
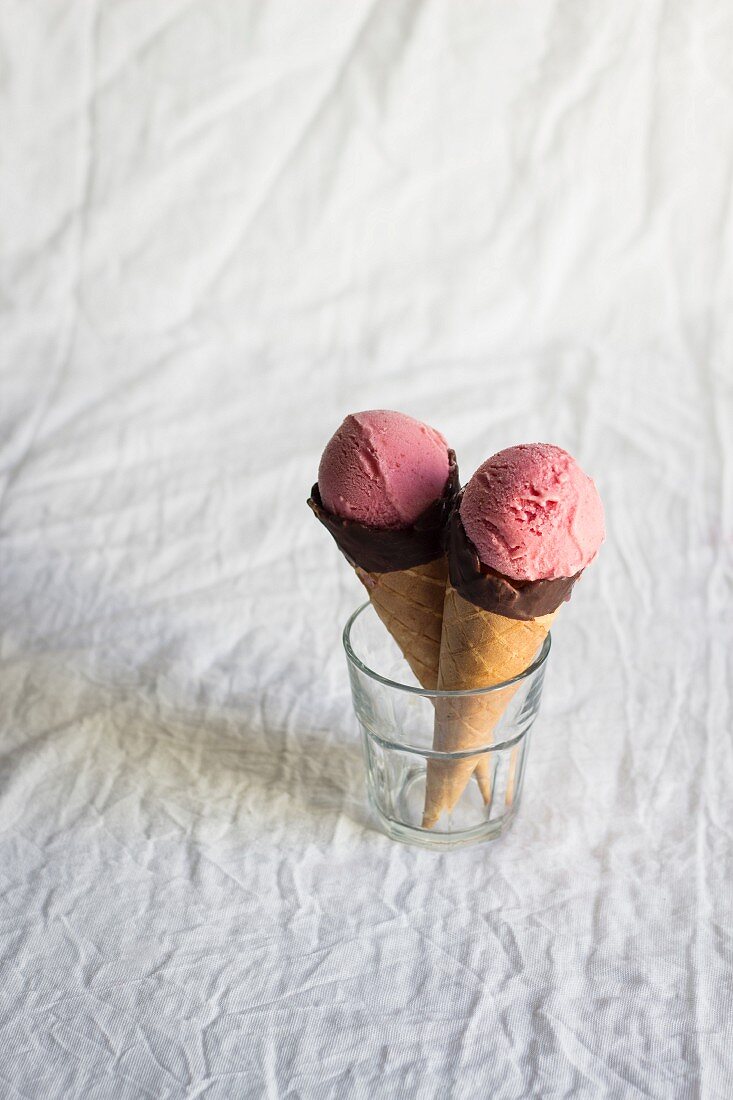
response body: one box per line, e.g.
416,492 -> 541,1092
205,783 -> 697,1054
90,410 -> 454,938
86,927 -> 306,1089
343,602 -> 552,850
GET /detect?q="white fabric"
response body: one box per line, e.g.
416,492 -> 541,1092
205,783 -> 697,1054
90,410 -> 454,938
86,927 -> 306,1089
2,2 -> 732,1097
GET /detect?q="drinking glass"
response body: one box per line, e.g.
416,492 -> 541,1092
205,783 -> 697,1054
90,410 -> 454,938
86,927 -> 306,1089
343,602 -> 552,850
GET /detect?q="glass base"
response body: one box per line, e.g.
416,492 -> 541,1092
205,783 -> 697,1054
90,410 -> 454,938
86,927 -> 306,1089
367,765 -> 519,851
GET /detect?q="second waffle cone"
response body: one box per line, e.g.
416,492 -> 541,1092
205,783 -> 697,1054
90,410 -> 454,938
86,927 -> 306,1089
422,583 -> 555,828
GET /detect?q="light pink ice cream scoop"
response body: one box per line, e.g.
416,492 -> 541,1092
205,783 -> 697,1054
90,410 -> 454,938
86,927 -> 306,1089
318,410 -> 450,529
460,443 -> 605,581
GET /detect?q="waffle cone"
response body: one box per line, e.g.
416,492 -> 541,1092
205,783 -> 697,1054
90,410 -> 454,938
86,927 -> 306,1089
355,557 -> 447,690
422,583 -> 555,828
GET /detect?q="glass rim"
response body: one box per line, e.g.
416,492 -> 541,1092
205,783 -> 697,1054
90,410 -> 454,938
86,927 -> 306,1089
342,601 -> 552,698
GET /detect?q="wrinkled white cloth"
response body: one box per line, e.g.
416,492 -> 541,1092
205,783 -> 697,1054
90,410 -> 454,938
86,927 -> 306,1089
1,2 -> 732,1097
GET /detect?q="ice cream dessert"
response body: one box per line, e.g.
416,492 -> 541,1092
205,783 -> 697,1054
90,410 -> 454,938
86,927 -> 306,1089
308,411 -> 459,689
422,443 -> 605,828
460,443 -> 605,585
318,410 -> 452,529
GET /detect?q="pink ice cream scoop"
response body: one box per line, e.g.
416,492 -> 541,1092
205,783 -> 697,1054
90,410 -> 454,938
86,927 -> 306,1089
318,410 -> 451,528
460,443 -> 605,581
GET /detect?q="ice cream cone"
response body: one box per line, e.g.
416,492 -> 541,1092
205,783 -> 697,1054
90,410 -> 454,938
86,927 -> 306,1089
422,441 -> 604,832
422,582 -> 555,827
420,470 -> 590,831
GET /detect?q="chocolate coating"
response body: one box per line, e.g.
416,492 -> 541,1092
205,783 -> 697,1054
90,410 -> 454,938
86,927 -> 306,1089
447,493 -> 582,620
307,451 -> 459,573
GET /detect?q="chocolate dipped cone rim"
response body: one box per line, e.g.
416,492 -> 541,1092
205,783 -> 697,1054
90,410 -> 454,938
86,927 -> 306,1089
447,492 -> 582,621
307,450 -> 459,573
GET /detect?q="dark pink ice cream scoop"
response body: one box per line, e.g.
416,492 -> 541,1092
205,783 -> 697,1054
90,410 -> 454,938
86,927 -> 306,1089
318,410 -> 451,529
460,443 -> 605,582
